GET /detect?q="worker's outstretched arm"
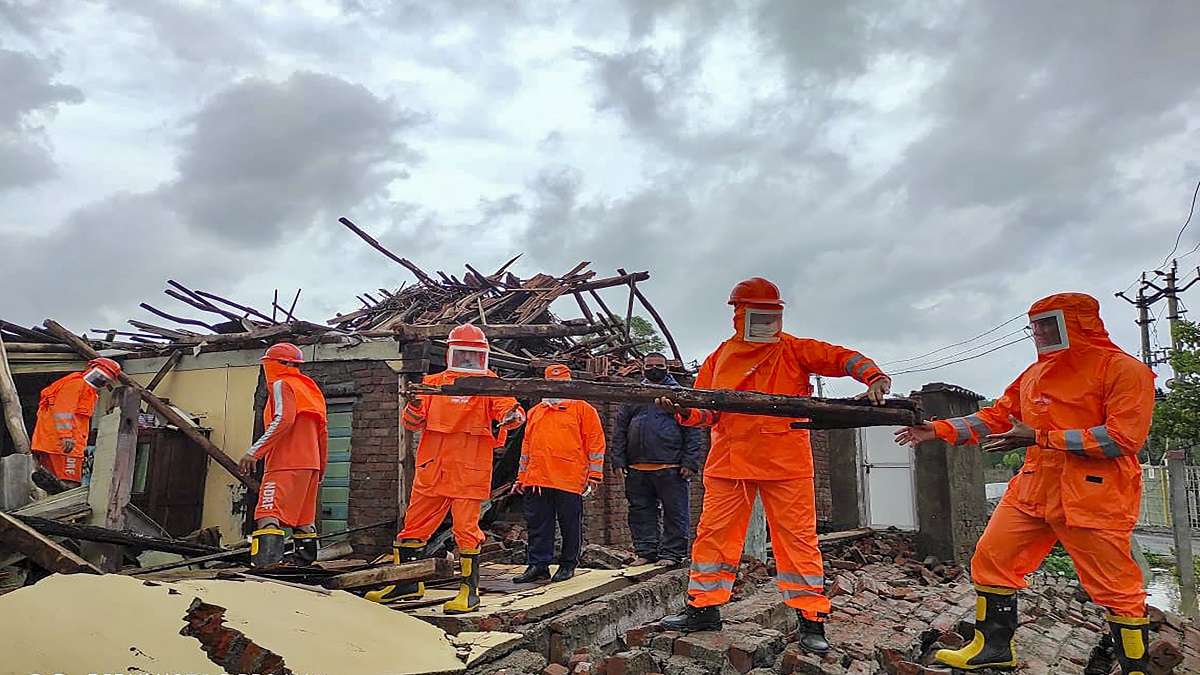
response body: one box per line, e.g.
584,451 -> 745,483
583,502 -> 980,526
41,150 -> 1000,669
669,356 -> 720,428
930,377 -> 1022,446
1036,359 -> 1155,459
794,339 -> 887,385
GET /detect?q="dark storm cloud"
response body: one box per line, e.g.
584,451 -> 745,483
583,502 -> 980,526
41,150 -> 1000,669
162,71 -> 425,245
0,47 -> 82,190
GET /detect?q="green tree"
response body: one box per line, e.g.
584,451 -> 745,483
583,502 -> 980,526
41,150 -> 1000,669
624,315 -> 667,352
1151,319 -> 1200,464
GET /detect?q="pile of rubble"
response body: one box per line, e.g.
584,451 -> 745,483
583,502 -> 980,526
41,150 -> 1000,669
474,531 -> 1197,675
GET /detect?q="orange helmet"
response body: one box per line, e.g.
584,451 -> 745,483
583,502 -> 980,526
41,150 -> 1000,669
544,364 -> 571,381
261,342 -> 304,363
728,277 -> 785,308
448,324 -> 489,349
86,358 -> 122,379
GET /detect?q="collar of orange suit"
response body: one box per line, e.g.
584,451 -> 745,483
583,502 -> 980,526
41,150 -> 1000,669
1027,292 -> 1122,361
707,304 -> 789,390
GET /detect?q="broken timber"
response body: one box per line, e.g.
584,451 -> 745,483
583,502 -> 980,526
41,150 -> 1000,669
321,557 -> 452,590
408,377 -> 921,429
42,320 -> 259,491
380,322 -> 602,341
16,515 -> 222,557
0,511 -> 102,574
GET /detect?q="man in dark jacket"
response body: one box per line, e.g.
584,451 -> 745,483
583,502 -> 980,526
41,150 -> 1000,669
610,353 -> 704,566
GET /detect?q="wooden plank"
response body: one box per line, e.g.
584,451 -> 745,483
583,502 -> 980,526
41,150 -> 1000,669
12,485 -> 88,519
0,511 -> 102,574
409,377 -> 922,428
322,557 -> 453,590
16,515 -> 222,556
816,528 -> 874,547
0,333 -> 31,454
0,342 -> 75,353
339,217 -> 440,287
106,387 -> 140,530
618,267 -> 682,362
42,320 -> 259,490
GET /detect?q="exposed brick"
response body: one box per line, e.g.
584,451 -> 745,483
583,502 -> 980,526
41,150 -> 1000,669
544,665 -> 569,675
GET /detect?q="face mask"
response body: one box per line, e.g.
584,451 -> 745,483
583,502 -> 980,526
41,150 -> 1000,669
82,368 -> 110,389
744,309 -> 783,343
448,346 -> 489,373
645,367 -> 668,383
1029,310 -> 1070,355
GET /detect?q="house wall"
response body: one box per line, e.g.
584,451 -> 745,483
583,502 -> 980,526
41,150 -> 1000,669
125,364 -> 260,543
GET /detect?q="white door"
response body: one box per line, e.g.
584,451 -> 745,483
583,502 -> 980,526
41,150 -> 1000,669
859,425 -> 917,530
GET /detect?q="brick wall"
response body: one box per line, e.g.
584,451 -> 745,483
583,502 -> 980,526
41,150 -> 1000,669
811,430 -> 833,529
299,360 -> 399,556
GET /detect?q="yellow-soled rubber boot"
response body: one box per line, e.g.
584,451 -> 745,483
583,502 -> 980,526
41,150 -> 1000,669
443,549 -> 481,615
1108,614 -> 1150,675
934,585 -> 1018,671
364,540 -> 426,603
250,527 -> 286,568
292,531 -> 320,566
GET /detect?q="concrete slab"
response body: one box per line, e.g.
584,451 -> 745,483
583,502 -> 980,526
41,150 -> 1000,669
450,631 -> 525,666
0,573 -> 468,675
409,563 -> 665,633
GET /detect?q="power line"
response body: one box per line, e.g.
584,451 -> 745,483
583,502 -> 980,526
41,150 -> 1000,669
887,326 -> 1029,373
1158,179 -> 1200,268
891,335 -> 1032,375
879,313 -> 1026,366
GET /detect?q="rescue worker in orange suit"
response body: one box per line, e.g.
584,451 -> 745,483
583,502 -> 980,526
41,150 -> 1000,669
238,343 -> 328,569
30,358 -> 122,485
511,364 -> 606,584
896,293 -> 1155,674
657,278 -> 891,654
366,324 -> 525,613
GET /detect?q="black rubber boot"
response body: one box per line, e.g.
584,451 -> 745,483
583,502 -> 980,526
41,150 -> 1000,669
292,531 -> 319,566
1107,614 -> 1150,675
513,564 -> 551,584
933,585 -> 1018,671
661,604 -> 723,632
552,562 -> 577,582
364,540 -> 425,603
1083,633 -> 1117,675
250,527 -> 286,569
444,549 -> 482,614
797,615 -> 831,655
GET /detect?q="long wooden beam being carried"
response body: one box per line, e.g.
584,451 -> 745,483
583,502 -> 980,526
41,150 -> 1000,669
407,377 -> 921,429
42,320 -> 259,490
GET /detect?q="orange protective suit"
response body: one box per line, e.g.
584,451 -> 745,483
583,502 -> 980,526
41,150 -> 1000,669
30,372 -> 98,482
517,397 -> 606,495
398,369 -> 524,550
931,293 -> 1154,618
680,304 -> 888,621
248,362 -> 328,527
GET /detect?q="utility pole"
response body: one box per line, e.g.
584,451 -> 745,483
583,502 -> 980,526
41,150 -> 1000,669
1162,262 -> 1197,619
1121,260 -> 1200,619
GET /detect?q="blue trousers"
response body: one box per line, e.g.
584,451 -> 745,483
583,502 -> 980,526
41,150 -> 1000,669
626,467 -> 690,561
525,487 -> 583,566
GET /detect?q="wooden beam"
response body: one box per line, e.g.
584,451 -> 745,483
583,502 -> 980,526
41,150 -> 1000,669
408,377 -> 922,429
146,350 -> 183,392
1,342 -> 75,353
322,557 -> 453,590
571,271 -> 650,292
41,320 -> 258,490
0,333 -> 31,454
617,267 -> 682,362
339,217 -> 440,288
15,515 -> 222,556
385,323 -> 602,341
0,511 -> 102,574
106,387 -> 139,530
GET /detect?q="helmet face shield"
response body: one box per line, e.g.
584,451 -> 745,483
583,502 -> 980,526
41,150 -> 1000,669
744,309 -> 783,343
1030,309 -> 1070,355
82,367 -> 112,389
448,346 -> 489,373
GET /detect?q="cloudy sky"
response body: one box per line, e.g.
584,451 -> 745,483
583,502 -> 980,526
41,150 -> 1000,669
3,1 -> 1199,398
